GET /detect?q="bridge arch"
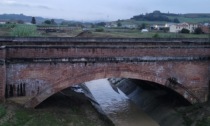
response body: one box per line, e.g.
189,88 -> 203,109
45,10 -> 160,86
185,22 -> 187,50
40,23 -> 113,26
23,63 -> 187,108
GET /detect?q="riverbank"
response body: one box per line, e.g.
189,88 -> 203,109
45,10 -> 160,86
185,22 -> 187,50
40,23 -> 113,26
109,78 -> 210,126
176,101 -> 210,126
0,93 -> 111,126
1,82 -> 210,126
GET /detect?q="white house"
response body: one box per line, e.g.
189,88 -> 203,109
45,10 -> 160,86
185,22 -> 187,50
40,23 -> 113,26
0,21 -> 6,24
122,24 -> 137,29
169,22 -> 198,33
105,23 -> 117,28
141,29 -> 149,32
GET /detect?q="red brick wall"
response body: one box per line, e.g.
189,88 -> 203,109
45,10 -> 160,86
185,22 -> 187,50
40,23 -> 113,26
0,47 -> 5,59
6,47 -> 210,58
5,61 -> 209,108
0,65 -> 5,102
1,40 -> 209,107
0,47 -> 5,102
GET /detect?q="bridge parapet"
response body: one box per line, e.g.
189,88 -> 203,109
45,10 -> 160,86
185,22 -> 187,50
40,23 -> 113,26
0,38 -> 209,59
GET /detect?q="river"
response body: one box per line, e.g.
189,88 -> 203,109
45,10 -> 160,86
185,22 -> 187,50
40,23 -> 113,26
84,79 -> 159,126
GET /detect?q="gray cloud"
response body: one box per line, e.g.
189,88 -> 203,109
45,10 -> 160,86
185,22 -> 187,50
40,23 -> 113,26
0,0 -> 210,21
0,1 -> 52,10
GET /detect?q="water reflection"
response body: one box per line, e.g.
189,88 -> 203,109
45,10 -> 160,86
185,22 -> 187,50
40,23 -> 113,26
85,79 -> 159,126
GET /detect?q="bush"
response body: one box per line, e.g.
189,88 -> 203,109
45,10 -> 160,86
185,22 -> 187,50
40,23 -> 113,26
11,24 -> 38,37
180,28 -> 190,34
194,27 -> 203,34
95,28 -> 104,32
153,33 -> 159,38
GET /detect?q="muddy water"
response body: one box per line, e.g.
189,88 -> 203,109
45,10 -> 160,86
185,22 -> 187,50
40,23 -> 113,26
85,79 -> 159,126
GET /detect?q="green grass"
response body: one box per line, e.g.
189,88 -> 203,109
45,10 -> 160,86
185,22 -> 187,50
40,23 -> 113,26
0,103 -> 106,126
0,105 -> 6,118
10,24 -> 39,37
91,29 -> 208,38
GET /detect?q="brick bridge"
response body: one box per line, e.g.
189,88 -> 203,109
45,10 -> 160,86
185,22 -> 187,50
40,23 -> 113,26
0,37 -> 209,108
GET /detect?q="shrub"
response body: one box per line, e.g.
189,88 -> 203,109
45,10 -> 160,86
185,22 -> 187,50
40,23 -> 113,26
194,27 -> 203,34
180,28 -> 190,34
11,24 -> 38,37
153,33 -> 159,38
95,28 -> 104,32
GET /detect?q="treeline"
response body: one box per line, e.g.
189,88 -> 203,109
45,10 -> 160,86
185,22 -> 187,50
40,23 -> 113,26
131,11 -> 180,23
183,13 -> 210,18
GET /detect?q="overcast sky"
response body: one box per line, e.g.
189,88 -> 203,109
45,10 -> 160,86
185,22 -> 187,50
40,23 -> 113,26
0,0 -> 210,21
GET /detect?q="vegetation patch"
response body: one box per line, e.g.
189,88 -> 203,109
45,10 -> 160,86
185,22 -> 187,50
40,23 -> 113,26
0,105 -> 6,118
10,24 -> 39,37
175,103 -> 210,126
0,93 -> 110,126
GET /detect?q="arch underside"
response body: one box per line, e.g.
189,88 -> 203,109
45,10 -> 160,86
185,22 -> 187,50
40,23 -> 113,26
21,63 -> 194,108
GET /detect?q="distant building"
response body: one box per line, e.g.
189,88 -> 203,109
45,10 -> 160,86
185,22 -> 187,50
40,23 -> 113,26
24,22 -> 33,25
169,22 -> 198,33
203,23 -> 209,26
105,23 -> 117,28
0,21 -> 6,24
141,29 -> 149,32
150,24 -> 165,30
150,24 -> 171,32
200,26 -> 210,34
122,24 -> 137,29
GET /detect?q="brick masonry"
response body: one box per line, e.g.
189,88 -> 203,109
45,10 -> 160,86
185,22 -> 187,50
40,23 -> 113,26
0,65 -> 5,102
0,47 -> 5,102
5,46 -> 210,59
0,38 -> 209,108
5,61 -> 209,108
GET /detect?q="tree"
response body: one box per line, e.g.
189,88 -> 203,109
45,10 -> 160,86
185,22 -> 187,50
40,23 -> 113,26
17,20 -> 24,24
31,17 -> 36,24
194,27 -> 203,34
173,18 -> 180,23
95,28 -> 104,32
96,22 -> 106,27
180,28 -> 190,33
50,19 -> 56,25
117,22 -> 122,27
44,20 -> 51,25
138,23 -> 146,30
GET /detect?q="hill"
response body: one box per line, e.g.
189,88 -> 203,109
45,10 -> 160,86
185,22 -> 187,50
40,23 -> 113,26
131,11 -> 210,23
0,14 -> 66,24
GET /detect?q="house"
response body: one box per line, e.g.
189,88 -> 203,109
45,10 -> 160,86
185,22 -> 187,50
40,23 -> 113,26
0,21 -> 6,24
169,22 -> 198,33
122,24 -> 137,29
200,26 -> 210,34
150,24 -> 171,32
24,22 -> 33,25
150,24 -> 165,30
141,29 -> 149,32
105,23 -> 117,28
203,23 -> 209,26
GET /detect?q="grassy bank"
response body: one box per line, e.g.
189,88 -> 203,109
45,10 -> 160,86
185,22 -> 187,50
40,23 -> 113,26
0,24 -> 209,38
176,101 -> 210,126
0,93 -> 110,126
